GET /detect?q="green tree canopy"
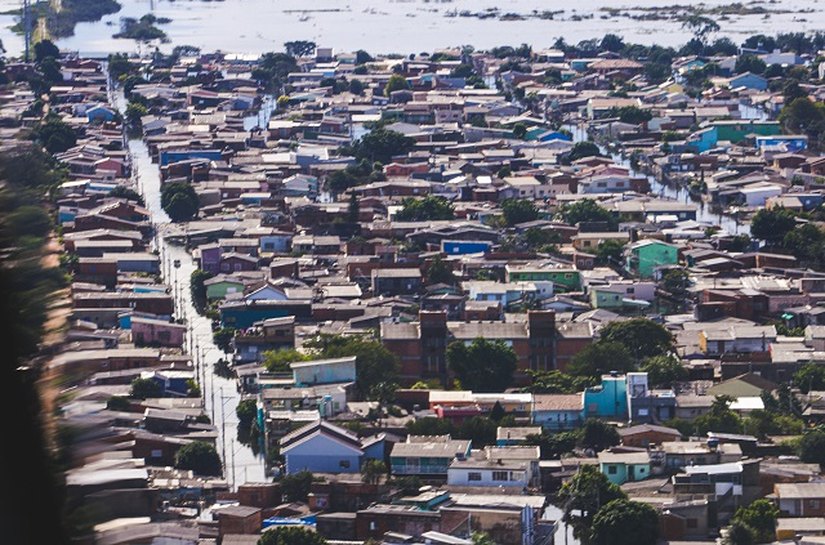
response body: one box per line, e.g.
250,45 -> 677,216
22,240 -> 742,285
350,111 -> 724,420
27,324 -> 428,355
425,256 -> 455,285
395,195 -> 454,221
262,348 -> 311,373
750,207 -> 797,245
599,318 -> 675,362
384,73 -> 410,96
280,470 -> 314,501
559,199 -> 616,229
694,395 -> 742,435
501,198 -> 539,226
130,377 -> 162,399
258,526 -> 327,545
175,441 -> 222,476
594,239 -> 626,266
523,369 -> 597,394
558,465 -> 627,543
284,40 -> 316,57
236,399 -> 258,428
567,141 -> 602,162
798,429 -> 825,465
568,341 -> 635,379
34,39 -> 60,62
345,128 -> 415,164
641,354 -> 688,388
33,115 -> 77,154
592,499 -> 659,545
579,419 -> 620,452
212,327 -> 236,354
731,499 -> 779,544
160,181 -> 199,222
447,338 -> 517,393
608,106 -> 653,125
794,363 -> 825,394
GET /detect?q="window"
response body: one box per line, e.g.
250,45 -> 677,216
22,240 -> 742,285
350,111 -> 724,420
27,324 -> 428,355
492,471 -> 508,481
810,500 -> 820,509
608,465 -> 618,475
339,460 -> 350,469
468,472 -> 482,481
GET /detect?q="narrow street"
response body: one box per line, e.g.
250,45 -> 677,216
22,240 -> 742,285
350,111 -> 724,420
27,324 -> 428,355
115,94 -> 267,488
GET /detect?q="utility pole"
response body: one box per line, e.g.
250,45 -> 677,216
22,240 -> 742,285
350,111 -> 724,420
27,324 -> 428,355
22,0 -> 31,63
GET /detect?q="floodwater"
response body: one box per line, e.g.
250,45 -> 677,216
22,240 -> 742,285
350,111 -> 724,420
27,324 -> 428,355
1,0 -> 824,57
111,88 -> 268,487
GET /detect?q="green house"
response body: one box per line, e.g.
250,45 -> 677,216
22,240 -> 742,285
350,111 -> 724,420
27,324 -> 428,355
204,275 -> 246,301
590,287 -> 625,309
505,265 -> 582,292
598,451 -> 651,485
626,240 -> 678,279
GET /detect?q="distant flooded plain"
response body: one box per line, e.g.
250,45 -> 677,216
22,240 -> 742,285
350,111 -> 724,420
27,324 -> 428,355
0,0 -> 824,57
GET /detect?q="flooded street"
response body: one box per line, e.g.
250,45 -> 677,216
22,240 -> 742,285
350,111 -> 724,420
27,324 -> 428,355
0,0 -> 823,57
113,91 -> 267,487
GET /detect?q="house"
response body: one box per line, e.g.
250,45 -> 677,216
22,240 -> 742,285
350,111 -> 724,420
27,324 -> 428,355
583,374 -> 627,419
390,436 -> 472,478
447,446 -> 540,489
661,440 -> 743,471
280,420 -> 364,474
496,426 -> 542,446
618,424 -> 682,448
291,356 -> 357,386
131,316 -> 187,347
505,265 -> 581,292
372,269 -> 422,296
626,239 -> 679,278
531,394 -> 583,431
598,451 -> 651,485
776,483 -> 825,517
726,72 -> 768,91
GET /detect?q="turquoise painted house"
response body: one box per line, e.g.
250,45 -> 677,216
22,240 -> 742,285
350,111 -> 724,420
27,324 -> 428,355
598,451 -> 651,485
626,239 -> 678,279
204,275 -> 246,301
583,374 -> 628,419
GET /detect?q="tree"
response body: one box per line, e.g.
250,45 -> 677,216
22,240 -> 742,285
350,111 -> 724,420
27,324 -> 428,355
395,195 -> 454,221
361,459 -> 387,484
694,395 -> 742,435
595,239 -> 625,266
779,97 -> 825,148
284,40 -> 316,57
160,181 -> 199,222
384,74 -> 410,96
592,499 -> 659,545
212,327 -> 236,354
579,419 -> 620,452
798,430 -> 825,465
406,417 -> 453,436
280,470 -> 314,501
355,50 -> 373,64
569,341 -> 635,379
567,141 -> 602,162
794,363 -> 825,394
641,355 -> 687,388
33,115 -> 77,154
599,318 -> 675,362
190,269 -> 213,314
253,52 -> 298,92
304,334 -> 399,400
783,223 -> 825,269
175,441 -> 222,476
262,348 -> 311,373
345,128 -> 415,164
125,101 -> 148,127
559,199 -> 616,229
557,465 -> 627,544
750,207 -> 797,244
447,338 -> 517,393
735,55 -> 767,75
600,34 -> 625,53
425,256 -> 455,285
501,198 -> 539,226
106,396 -> 131,411
660,268 -> 690,299
109,185 -> 145,205
609,106 -> 652,125
512,123 -> 528,139
681,15 -> 720,42
455,416 -> 502,448
523,369 -> 596,394
731,499 -> 779,544
724,521 -> 756,545
130,377 -> 162,399
34,39 -> 60,62
525,430 -> 580,459
236,399 -> 257,428
258,526 -> 327,545
6,205 -> 52,239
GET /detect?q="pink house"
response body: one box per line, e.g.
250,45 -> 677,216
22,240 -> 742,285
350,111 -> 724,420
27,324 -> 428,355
131,316 -> 186,347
